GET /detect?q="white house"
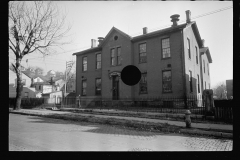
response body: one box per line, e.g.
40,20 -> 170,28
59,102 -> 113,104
9,69 -> 37,98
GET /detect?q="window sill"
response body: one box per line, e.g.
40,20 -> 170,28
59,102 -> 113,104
95,68 -> 102,71
162,57 -> 171,60
139,62 -> 147,64
110,64 -> 122,67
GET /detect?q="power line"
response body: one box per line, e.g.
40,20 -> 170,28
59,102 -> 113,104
130,5 -> 233,37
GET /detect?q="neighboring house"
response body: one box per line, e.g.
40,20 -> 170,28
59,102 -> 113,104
226,79 -> 233,99
42,91 -> 62,104
73,10 -> 212,107
32,82 -> 53,94
9,69 -> 37,98
32,75 -> 47,83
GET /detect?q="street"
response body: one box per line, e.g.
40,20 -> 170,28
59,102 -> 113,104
9,114 -> 232,151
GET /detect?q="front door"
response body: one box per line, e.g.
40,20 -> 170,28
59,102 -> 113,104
112,75 -> 119,100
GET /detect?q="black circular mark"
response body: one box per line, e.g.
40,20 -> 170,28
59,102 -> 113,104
121,65 -> 141,86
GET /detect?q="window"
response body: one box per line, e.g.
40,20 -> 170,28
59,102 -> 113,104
39,85 -> 41,90
187,38 -> 191,59
205,81 -> 206,90
111,48 -> 116,66
197,74 -> 200,93
96,53 -> 101,69
139,73 -> 147,94
24,92 -> 28,98
162,70 -> 172,93
162,38 -> 170,58
195,46 -> 198,64
139,43 -> 147,63
95,78 -> 101,95
189,70 -> 193,92
117,47 -> 121,65
82,57 -> 87,71
203,60 -> 205,73
82,80 -> 87,96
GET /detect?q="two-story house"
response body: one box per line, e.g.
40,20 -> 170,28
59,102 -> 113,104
9,69 -> 37,98
73,10 -> 212,107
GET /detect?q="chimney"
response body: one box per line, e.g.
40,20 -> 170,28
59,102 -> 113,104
170,14 -> 180,27
98,37 -> 104,46
143,27 -> 148,34
186,10 -> 191,23
91,39 -> 97,48
202,39 -> 205,47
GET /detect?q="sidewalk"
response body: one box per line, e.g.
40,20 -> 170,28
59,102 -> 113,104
9,108 -> 233,139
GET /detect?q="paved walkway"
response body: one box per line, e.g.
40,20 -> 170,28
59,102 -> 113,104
9,108 -> 232,132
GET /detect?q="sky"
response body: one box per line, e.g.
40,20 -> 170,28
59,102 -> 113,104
9,1 -> 233,88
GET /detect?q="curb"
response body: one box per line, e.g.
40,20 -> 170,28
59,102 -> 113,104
9,110 -> 232,139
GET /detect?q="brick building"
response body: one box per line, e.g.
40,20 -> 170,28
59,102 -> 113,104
73,10 -> 212,107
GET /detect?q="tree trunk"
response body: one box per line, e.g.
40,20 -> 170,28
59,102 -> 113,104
14,60 -> 22,110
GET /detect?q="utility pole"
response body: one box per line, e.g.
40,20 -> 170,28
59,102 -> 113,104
65,61 -> 73,97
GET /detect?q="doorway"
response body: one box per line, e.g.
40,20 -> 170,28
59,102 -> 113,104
112,75 -> 119,100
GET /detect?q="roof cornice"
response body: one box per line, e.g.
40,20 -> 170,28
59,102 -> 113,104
72,47 -> 101,56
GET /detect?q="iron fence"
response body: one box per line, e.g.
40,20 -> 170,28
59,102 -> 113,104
79,95 -> 205,115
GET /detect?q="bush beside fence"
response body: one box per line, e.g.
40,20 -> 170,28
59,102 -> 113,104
9,98 -> 45,109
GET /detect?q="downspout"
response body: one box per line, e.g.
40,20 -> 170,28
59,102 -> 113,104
181,29 -> 188,109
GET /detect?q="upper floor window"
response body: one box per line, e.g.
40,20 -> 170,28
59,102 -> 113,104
197,74 -> 200,93
96,53 -> 101,69
189,70 -> 193,93
203,60 -> 205,73
117,47 -> 121,65
195,46 -> 198,64
139,43 -> 147,63
82,80 -> 87,96
139,73 -> 147,94
111,48 -> 116,66
162,70 -> 172,93
162,38 -> 170,58
187,38 -> 191,59
95,78 -> 101,95
83,57 -> 87,71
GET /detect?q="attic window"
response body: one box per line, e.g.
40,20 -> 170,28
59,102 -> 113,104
114,36 -> 118,41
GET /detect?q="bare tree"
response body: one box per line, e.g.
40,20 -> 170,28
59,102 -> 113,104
9,1 -> 71,110
212,81 -> 227,99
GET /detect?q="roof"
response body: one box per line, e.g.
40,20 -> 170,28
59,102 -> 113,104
72,46 -> 101,56
98,27 -> 132,47
200,47 -> 212,63
73,22 -> 205,58
22,71 -> 35,79
32,75 -> 48,81
132,23 -> 187,42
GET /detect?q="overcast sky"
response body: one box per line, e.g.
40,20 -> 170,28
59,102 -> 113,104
9,1 -> 233,87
